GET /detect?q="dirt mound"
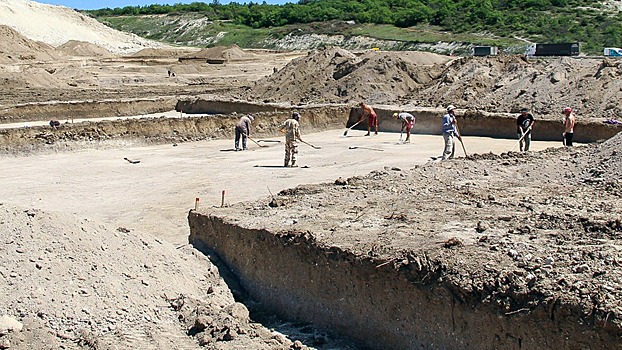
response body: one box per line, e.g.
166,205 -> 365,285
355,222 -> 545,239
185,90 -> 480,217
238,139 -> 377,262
0,203 -> 294,349
236,48 -> 622,119
184,45 -> 255,61
0,25 -> 58,63
46,65 -> 99,86
580,131 -> 622,183
56,40 -> 112,57
132,47 -> 200,58
0,65 -> 66,89
413,55 -> 622,119
240,46 -> 449,104
0,0 -> 164,54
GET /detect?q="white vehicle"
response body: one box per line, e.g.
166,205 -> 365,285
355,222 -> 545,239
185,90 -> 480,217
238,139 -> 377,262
604,48 -> 622,56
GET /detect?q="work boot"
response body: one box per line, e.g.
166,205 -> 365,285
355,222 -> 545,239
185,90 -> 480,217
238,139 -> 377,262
291,161 -> 297,167
374,131 -> 378,135
365,132 -> 370,136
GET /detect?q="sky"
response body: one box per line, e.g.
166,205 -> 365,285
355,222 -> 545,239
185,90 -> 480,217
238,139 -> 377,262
37,0 -> 291,10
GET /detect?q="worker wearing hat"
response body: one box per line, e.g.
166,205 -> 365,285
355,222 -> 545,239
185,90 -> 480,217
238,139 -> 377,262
516,107 -> 535,152
441,105 -> 461,160
234,114 -> 254,151
279,112 -> 303,167
562,107 -> 576,146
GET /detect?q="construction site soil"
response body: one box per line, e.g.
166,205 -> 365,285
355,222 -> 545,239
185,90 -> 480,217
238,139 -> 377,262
190,138 -> 622,349
2,2 -> 622,348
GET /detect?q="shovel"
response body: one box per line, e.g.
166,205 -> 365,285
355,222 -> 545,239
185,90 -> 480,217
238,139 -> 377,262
455,124 -> 468,157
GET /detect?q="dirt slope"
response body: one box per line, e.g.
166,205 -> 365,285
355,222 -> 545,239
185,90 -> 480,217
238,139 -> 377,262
183,45 -> 256,61
240,47 -> 449,104
0,204 -> 298,349
0,25 -> 58,63
413,55 -> 622,119
0,0 -> 163,54
240,47 -> 622,120
56,40 -> 112,57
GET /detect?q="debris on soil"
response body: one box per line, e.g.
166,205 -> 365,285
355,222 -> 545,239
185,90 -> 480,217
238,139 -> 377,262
334,177 -> 348,186
442,237 -> 463,248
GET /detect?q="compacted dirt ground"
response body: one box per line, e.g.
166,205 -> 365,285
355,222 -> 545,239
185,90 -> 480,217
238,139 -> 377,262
0,130 -> 562,246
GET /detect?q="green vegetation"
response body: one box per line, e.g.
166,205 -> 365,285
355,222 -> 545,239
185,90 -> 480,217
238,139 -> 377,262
86,0 -> 622,54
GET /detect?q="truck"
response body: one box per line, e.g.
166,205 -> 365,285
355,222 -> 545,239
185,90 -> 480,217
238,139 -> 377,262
534,43 -> 579,56
472,46 -> 498,56
604,48 -> 622,56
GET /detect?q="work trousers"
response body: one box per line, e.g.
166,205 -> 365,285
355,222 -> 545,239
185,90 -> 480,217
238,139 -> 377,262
234,127 -> 247,150
442,133 -> 455,160
518,131 -> 531,152
284,139 -> 298,165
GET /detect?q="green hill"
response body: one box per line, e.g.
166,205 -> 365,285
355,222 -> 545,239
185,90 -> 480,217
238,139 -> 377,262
85,0 -> 622,55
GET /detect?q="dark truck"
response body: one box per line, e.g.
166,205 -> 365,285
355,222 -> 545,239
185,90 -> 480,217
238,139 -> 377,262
472,46 -> 498,56
534,43 -> 580,56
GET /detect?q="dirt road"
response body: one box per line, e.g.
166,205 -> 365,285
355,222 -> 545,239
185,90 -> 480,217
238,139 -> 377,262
0,128 -> 562,245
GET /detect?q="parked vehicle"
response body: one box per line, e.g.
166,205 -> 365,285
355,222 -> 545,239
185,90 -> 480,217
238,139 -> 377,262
604,48 -> 622,56
472,46 -> 498,56
534,43 -> 579,56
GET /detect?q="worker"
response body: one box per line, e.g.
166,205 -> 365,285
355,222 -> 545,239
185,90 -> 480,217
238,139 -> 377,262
516,107 -> 535,152
279,112 -> 303,167
359,102 -> 378,136
393,112 -> 415,143
441,105 -> 461,160
234,114 -> 254,151
562,107 -> 576,146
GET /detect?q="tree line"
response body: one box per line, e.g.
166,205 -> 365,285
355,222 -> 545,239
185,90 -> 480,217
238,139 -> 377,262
85,0 -> 622,51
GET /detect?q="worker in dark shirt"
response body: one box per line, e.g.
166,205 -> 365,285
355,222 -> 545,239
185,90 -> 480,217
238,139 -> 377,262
516,108 -> 535,152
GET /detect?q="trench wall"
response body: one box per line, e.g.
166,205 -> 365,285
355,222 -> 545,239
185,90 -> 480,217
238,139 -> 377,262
0,104 -> 349,153
0,97 -> 177,124
347,107 -> 622,143
188,212 -> 621,350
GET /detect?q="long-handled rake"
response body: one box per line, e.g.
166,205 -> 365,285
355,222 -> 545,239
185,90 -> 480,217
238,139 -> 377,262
343,119 -> 364,136
300,140 -> 322,149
